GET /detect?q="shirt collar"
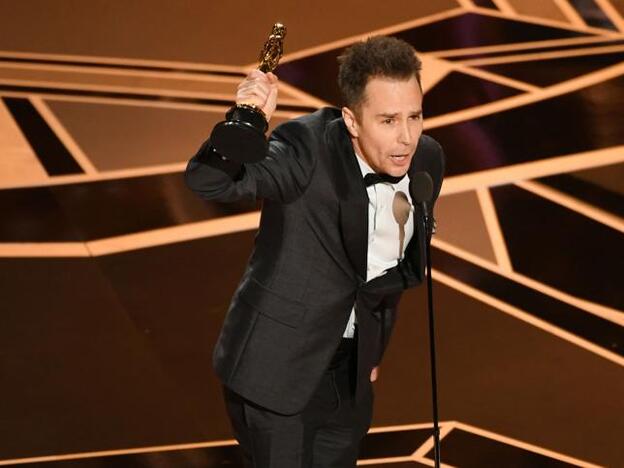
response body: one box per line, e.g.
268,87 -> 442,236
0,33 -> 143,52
355,152 -> 410,189
354,152 -> 375,177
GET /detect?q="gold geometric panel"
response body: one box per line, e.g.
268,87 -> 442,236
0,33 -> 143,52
0,98 -> 47,186
0,0 -> 458,65
506,0 -> 571,24
434,190 -> 497,264
45,100 -> 290,171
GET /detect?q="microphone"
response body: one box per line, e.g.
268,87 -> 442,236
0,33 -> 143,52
411,171 -> 434,205
411,171 -> 434,237
410,171 -> 442,468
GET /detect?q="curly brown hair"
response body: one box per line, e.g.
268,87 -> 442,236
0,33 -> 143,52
337,36 -> 421,112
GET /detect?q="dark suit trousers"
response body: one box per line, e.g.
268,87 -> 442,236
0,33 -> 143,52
223,337 -> 374,468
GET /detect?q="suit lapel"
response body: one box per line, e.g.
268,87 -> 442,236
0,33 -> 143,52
325,117 -> 368,282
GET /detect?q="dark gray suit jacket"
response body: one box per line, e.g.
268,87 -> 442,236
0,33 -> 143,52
185,107 -> 445,414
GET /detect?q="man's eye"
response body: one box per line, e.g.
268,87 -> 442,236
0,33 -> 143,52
383,119 -> 393,124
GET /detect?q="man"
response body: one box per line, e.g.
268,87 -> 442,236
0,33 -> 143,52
185,36 -> 445,467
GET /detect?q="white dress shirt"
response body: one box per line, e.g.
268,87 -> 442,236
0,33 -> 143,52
342,154 -> 414,338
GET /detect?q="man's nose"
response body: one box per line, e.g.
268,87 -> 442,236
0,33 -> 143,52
397,122 -> 412,146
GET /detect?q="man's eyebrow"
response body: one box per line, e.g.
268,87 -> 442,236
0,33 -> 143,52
375,110 -> 423,118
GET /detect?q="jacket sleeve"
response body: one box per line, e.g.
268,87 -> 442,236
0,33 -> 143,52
184,119 -> 317,204
354,287 -> 403,366
376,292 -> 403,366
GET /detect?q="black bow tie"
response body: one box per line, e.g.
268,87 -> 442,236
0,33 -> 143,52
363,172 -> 406,187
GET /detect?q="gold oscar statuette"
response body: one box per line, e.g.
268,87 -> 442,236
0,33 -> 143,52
210,23 -> 287,163
259,23 -> 286,73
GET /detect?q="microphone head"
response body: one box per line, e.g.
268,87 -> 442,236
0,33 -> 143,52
411,171 -> 434,203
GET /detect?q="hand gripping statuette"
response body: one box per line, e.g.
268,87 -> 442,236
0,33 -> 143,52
210,23 -> 286,163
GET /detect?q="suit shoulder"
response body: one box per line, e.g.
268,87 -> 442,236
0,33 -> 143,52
264,109 -> 339,174
417,134 -> 444,155
271,107 -> 340,138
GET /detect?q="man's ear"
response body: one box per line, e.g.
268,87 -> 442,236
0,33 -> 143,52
342,107 -> 359,138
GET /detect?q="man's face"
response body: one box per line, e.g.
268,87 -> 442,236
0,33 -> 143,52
343,75 -> 423,177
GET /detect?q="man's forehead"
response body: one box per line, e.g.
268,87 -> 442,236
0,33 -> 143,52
363,96 -> 423,115
361,76 -> 422,109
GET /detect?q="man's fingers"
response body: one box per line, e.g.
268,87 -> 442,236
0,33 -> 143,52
236,82 -> 271,108
245,69 -> 273,86
266,72 -> 279,84
235,69 -> 278,120
248,69 -> 267,80
238,78 -> 270,91
238,87 -> 269,101
238,83 -> 271,99
265,85 -> 278,109
370,366 -> 379,382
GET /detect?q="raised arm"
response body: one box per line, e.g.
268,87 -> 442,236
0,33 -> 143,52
184,70 -> 316,203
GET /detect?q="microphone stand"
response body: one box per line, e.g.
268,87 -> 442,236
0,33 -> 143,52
421,203 -> 441,468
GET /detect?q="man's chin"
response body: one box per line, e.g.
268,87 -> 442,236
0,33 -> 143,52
386,157 -> 412,176
385,167 -> 410,177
